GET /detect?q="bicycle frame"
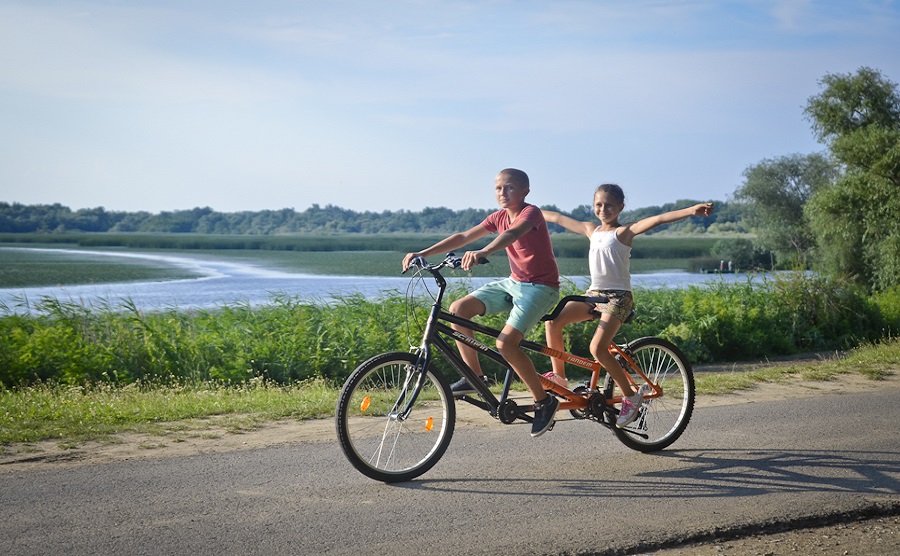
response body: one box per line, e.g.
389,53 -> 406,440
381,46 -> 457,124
335,255 -> 695,482
409,258 -> 661,425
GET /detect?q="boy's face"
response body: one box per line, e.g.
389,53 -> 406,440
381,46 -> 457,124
494,173 -> 529,210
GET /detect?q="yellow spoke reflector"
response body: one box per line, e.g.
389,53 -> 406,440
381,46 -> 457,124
425,416 -> 434,431
360,397 -> 371,412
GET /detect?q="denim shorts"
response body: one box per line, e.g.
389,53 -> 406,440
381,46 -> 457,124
470,277 -> 560,334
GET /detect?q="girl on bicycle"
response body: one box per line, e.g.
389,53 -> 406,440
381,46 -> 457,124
542,184 -> 713,428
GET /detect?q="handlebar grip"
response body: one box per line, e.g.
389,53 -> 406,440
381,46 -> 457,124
445,252 -> 489,269
402,256 -> 428,274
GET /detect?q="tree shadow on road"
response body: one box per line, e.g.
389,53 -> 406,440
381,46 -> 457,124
393,449 -> 900,499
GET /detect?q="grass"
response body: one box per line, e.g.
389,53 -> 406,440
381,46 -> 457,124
0,378 -> 336,445
1,338 -> 896,448
0,247 -> 199,287
693,337 -> 899,395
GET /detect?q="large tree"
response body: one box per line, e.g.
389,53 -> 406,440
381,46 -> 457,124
735,153 -> 835,269
803,67 -> 900,290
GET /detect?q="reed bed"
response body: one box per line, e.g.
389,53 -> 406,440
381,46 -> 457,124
1,273 -> 895,390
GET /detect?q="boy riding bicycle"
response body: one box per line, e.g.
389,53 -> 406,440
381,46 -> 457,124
401,168 -> 561,437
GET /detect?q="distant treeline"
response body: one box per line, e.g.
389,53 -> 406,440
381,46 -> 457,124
0,200 -> 745,236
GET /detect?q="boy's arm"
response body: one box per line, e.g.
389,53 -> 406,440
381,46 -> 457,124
460,220 -> 533,270
402,225 -> 489,271
621,202 -> 714,242
541,209 -> 595,237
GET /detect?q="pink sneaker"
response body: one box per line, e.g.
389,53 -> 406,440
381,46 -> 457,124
541,371 -> 567,388
616,384 -> 652,428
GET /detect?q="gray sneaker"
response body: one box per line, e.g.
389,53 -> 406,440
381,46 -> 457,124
450,375 -> 487,396
531,395 -> 559,437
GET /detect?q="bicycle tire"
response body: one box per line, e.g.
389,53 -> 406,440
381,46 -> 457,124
335,352 -> 455,483
612,337 -> 694,452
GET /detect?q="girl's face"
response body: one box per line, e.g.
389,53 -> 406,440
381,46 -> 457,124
593,191 -> 624,225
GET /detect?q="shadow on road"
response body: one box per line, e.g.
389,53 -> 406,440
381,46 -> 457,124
390,449 -> 900,499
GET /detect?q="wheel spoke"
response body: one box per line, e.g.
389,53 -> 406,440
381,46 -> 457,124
336,353 -> 455,482
613,338 -> 694,452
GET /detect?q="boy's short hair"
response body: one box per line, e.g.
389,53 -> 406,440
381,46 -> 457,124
500,168 -> 530,189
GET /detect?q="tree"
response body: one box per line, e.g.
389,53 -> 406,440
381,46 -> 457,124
803,67 -> 900,290
734,153 -> 836,269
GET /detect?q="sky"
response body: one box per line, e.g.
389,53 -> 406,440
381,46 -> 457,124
2,1 -> 899,215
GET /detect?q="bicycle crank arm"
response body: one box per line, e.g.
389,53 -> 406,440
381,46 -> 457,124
618,428 -> 650,439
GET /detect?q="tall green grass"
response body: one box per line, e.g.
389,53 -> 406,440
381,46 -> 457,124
1,273 -> 895,389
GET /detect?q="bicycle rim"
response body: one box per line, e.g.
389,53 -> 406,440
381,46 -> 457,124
613,337 -> 694,452
335,352 -> 455,482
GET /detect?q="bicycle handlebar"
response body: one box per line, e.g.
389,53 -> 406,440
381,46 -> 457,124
403,252 -> 489,274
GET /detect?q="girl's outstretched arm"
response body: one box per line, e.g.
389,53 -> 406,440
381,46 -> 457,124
619,202 -> 714,243
542,209 -> 596,238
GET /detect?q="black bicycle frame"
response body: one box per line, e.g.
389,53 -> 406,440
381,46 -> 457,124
410,264 -> 550,419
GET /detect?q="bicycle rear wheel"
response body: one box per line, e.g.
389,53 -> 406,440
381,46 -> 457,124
612,337 -> 694,452
335,352 -> 455,483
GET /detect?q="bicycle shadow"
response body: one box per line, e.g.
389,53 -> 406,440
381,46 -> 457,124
392,448 -> 900,498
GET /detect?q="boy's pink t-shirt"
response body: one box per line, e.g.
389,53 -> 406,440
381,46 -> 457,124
481,204 -> 559,289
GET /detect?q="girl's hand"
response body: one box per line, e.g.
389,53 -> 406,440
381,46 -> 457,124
694,202 -> 714,217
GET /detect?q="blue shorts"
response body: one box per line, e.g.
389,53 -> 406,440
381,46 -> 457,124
469,278 -> 559,334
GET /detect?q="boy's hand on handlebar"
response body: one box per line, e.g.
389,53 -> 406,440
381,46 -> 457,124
402,252 -> 424,273
461,250 -> 487,270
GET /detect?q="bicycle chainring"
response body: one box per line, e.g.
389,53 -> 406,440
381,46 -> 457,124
588,392 -> 607,420
498,399 -> 520,424
568,385 -> 591,419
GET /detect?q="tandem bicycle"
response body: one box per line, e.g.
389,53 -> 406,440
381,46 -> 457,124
335,253 -> 694,482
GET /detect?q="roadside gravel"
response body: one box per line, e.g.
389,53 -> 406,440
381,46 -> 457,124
642,511 -> 899,556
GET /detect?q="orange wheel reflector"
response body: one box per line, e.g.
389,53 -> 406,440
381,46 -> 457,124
360,397 -> 371,412
425,416 -> 434,431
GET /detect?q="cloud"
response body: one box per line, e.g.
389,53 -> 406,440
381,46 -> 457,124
1,1 -> 898,213
0,3 -> 303,104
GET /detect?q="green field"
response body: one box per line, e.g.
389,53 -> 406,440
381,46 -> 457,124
0,233 -> 720,287
0,247 -> 199,287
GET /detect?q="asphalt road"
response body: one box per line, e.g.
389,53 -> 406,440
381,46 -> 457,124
2,391 -> 898,556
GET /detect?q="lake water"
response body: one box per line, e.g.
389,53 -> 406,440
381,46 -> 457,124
0,248 -> 761,314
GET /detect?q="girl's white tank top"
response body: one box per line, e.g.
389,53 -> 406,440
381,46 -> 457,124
588,227 -> 632,291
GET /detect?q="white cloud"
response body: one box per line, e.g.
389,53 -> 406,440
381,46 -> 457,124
1,0 -> 898,213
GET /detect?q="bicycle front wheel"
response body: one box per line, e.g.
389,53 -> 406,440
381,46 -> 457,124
335,352 -> 455,483
612,337 -> 694,452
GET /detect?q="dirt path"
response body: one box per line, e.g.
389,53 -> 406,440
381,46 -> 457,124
5,362 -> 896,473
